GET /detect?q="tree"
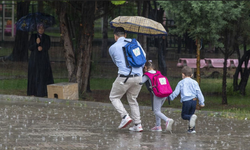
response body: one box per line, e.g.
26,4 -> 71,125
232,2 -> 250,95
10,1 -> 30,61
52,1 -> 116,94
158,1 -> 244,104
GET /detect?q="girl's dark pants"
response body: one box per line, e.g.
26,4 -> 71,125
181,99 -> 197,120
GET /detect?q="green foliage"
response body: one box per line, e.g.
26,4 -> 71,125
158,1 -> 244,47
111,1 -> 126,5
112,2 -> 137,17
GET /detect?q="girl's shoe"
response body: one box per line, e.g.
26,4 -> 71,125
166,119 -> 174,131
151,126 -> 162,132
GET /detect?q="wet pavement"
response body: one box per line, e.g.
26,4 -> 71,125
0,94 -> 249,150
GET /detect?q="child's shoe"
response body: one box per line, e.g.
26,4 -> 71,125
165,119 -> 174,131
187,126 -> 196,133
190,114 -> 197,128
151,126 -> 162,132
129,124 -> 143,132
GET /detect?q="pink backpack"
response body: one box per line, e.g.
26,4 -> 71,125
144,71 -> 173,98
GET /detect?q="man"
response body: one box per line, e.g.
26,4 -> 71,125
109,27 -> 146,132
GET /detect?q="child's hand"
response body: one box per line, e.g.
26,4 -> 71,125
200,105 -> 205,107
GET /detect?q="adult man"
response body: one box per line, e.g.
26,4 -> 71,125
109,27 -> 146,132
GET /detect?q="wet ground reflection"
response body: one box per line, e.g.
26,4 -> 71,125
0,95 -> 249,150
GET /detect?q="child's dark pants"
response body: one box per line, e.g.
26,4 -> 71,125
181,99 -> 197,120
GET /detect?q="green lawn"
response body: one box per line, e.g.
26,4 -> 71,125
0,76 -> 250,120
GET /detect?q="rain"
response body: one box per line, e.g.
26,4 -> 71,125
0,1 -> 250,150
0,95 -> 249,149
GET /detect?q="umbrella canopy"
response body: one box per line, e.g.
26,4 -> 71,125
110,16 -> 167,36
16,12 -> 55,32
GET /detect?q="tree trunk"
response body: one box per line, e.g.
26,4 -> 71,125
57,3 -> 77,82
196,38 -> 201,85
101,2 -> 109,58
76,2 -> 95,93
221,27 -> 236,104
222,55 -> 228,105
233,37 -> 250,95
138,1 -> 148,52
11,1 -> 30,62
158,37 -> 167,76
38,1 -> 44,12
234,50 -> 250,95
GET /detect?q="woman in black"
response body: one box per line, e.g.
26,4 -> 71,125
27,23 -> 54,97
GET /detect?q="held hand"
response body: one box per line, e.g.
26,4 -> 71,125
38,46 -> 43,51
36,38 -> 40,44
200,105 -> 205,107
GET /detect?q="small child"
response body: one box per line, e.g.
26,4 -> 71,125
168,66 -> 205,133
140,60 -> 174,132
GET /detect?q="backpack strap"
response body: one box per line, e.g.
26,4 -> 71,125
122,39 -> 133,84
144,73 -> 155,111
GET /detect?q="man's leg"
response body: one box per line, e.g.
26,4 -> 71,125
126,76 -> 142,125
110,77 -> 130,118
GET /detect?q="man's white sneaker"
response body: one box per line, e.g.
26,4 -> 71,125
190,114 -> 197,128
118,115 -> 132,129
129,124 -> 143,132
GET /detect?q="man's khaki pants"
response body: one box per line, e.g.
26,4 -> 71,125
109,76 -> 142,125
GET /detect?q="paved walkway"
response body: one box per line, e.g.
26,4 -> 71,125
0,94 -> 249,150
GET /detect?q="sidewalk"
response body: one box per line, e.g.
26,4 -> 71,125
0,94 -> 249,150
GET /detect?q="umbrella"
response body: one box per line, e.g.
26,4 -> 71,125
16,12 -> 55,32
110,16 -> 167,36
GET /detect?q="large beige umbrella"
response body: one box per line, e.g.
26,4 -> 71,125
110,16 -> 167,36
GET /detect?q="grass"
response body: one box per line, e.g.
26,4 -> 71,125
46,32 -> 60,37
0,48 -> 12,56
0,78 -> 67,92
1,47 -> 250,120
0,70 -> 250,120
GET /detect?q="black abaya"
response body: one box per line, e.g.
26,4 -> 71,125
27,33 -> 54,97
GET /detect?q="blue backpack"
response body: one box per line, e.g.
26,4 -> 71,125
123,38 -> 146,68
121,38 -> 146,83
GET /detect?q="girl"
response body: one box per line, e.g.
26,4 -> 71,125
141,60 -> 174,132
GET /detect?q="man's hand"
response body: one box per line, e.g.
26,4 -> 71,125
38,46 -> 43,51
36,38 -> 40,44
200,105 -> 205,107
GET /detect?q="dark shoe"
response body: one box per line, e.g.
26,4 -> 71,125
187,126 -> 196,134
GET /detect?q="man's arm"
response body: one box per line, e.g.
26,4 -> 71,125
109,46 -> 116,64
